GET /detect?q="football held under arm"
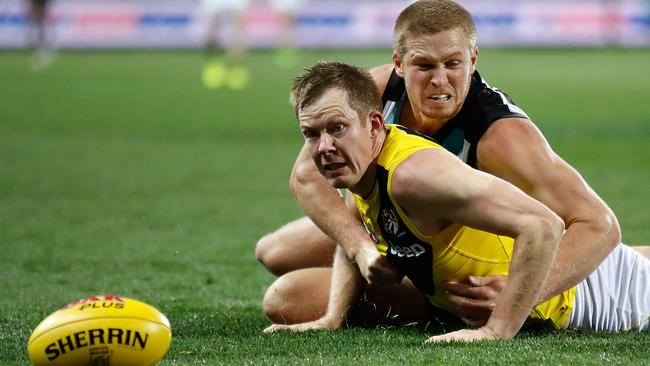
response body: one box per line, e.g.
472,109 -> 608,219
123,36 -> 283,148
392,148 -> 564,340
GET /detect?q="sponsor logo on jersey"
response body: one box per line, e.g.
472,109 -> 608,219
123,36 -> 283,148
388,243 -> 426,258
381,208 -> 399,236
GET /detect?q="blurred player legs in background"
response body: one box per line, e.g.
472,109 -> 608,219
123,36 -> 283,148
200,0 -> 251,90
268,0 -> 303,68
27,0 -> 55,69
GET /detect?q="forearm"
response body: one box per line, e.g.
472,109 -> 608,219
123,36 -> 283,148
538,212 -> 620,301
322,246 -> 364,327
486,221 -> 562,338
290,147 -> 374,259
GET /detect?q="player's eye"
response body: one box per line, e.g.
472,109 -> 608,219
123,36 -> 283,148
446,60 -> 461,68
302,129 -> 318,140
331,123 -> 346,135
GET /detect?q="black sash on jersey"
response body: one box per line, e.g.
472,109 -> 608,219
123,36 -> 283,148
375,166 -> 435,296
381,70 -> 404,105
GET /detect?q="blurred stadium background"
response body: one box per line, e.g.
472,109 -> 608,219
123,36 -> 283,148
1,0 -> 650,365
1,0 -> 650,49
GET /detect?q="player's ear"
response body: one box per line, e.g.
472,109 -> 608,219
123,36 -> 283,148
369,111 -> 384,137
470,46 -> 478,73
393,51 -> 405,78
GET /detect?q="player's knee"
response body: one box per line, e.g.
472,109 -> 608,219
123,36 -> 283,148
262,276 -> 293,324
255,233 -> 287,276
254,233 -> 273,264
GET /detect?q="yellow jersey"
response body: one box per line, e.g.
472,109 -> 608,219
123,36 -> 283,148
353,124 -> 575,329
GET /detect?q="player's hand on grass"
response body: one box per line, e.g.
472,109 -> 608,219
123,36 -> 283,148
355,245 -> 402,287
441,275 -> 507,326
425,326 -> 500,343
263,318 -> 340,333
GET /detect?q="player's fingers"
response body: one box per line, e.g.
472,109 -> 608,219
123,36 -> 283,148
366,258 -> 400,286
424,329 -> 478,343
441,281 -> 498,300
425,328 -> 497,343
445,292 -> 495,319
263,324 -> 288,333
468,275 -> 508,290
265,323 -> 322,333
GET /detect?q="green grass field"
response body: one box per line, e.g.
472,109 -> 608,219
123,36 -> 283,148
1,48 -> 649,365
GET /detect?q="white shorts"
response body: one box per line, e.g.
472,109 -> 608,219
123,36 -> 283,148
568,244 -> 650,332
268,0 -> 303,12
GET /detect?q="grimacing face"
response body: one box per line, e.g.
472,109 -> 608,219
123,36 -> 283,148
298,88 -> 380,192
394,28 -> 478,134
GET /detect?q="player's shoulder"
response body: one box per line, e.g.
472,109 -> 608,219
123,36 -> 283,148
469,71 -> 530,120
391,145 -> 470,207
476,116 -> 553,174
368,64 -> 394,95
381,125 -> 442,165
480,117 -> 547,151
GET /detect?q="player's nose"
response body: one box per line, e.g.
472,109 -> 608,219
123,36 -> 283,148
318,134 -> 336,155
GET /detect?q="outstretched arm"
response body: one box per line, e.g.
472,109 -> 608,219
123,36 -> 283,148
442,118 -> 621,325
392,148 -> 564,341
290,144 -> 400,286
264,245 -> 363,333
478,118 -> 620,300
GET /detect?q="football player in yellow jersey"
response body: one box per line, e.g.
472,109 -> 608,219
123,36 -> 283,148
257,0 -> 645,327
264,61 -> 565,342
263,62 -> 650,339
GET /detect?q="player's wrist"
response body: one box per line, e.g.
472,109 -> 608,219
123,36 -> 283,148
478,324 -> 505,340
347,239 -> 374,261
320,313 -> 345,329
483,318 -> 518,340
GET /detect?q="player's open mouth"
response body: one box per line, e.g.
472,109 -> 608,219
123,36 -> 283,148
323,162 -> 347,172
429,94 -> 451,101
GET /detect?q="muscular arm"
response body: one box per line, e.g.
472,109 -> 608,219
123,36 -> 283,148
393,148 -> 564,340
290,145 -> 399,285
477,118 -> 621,301
289,65 -> 399,285
290,145 -> 370,259
263,244 -> 364,333
264,195 -> 367,333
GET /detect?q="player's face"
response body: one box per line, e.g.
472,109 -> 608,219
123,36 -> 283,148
298,89 -> 378,191
394,28 -> 477,133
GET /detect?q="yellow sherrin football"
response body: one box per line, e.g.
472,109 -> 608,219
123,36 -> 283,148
27,295 -> 172,366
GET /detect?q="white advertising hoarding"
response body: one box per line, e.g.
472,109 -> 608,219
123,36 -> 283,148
0,0 -> 648,49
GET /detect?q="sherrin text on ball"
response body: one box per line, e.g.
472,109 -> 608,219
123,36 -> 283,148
27,295 -> 172,366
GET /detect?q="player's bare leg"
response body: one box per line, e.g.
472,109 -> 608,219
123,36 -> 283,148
262,267 -> 438,327
256,216 -> 336,276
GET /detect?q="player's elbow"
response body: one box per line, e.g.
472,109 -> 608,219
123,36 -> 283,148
546,212 -> 565,245
531,210 -> 565,251
288,165 -> 303,195
548,213 -> 566,245
592,209 -> 622,250
289,156 -> 316,196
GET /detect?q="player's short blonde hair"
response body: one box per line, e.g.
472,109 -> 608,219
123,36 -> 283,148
393,0 -> 477,58
290,61 -> 382,124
